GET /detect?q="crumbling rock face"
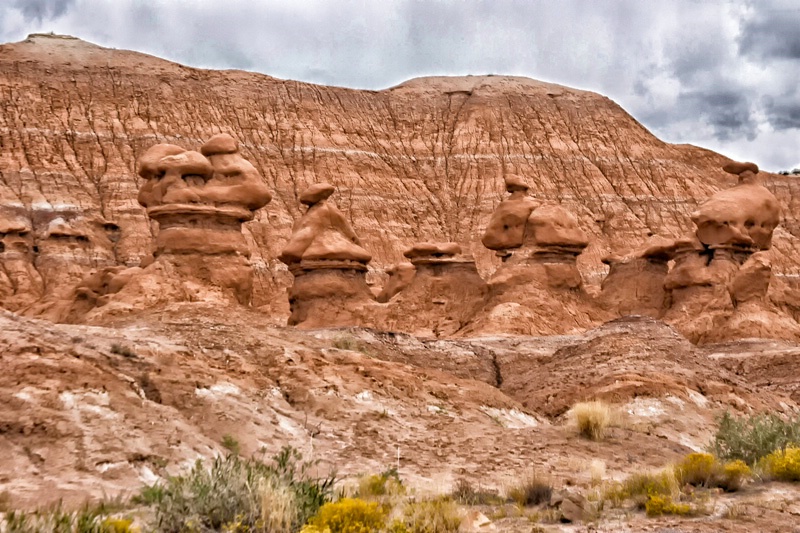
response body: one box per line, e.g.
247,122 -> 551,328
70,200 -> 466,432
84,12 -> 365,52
598,236 -> 673,317
380,242 -> 487,336
375,262 -> 415,303
280,183 -> 374,328
6,34 -> 800,319
0,213 -> 43,310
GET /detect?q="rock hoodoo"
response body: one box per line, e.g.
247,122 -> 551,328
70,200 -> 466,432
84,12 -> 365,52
660,162 -> 799,341
279,183 -> 374,328
381,242 -> 487,336
465,180 -> 607,335
33,134 -> 272,322
131,133 -> 272,305
481,176 -> 538,259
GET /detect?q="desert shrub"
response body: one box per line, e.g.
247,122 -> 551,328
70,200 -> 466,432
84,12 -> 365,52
644,495 -> 691,517
449,479 -> 503,506
604,469 -> 678,508
505,471 -> 552,507
401,497 -> 461,533
357,468 -> 405,499
673,453 -> 751,492
759,447 -> 800,481
142,446 -> 334,532
110,343 -> 136,357
260,477 -> 298,533
132,484 -> 165,506
221,434 -> 241,456
711,411 -> 800,466
300,498 -> 387,533
718,460 -> 751,492
570,401 -> 614,440
332,334 -> 370,355
674,453 -> 716,486
2,503 -> 131,533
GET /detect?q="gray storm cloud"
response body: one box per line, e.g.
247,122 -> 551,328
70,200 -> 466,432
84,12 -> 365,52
0,0 -> 798,169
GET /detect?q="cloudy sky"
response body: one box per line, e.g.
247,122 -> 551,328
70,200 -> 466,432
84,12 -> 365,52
2,0 -> 798,171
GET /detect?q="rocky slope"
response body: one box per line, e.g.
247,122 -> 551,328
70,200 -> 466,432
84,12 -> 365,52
2,33 -> 800,312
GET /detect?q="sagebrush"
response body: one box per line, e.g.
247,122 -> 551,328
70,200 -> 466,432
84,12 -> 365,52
711,411 -> 800,466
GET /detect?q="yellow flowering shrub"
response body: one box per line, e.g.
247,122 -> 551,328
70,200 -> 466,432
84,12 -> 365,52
301,498 -> 387,533
674,453 -> 716,486
645,495 -> 691,517
719,460 -> 751,491
674,453 -> 751,491
760,447 -> 800,481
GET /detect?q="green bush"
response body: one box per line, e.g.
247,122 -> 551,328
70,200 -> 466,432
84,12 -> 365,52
759,447 -> 800,481
141,446 -> 334,532
221,434 -> 241,456
300,498 -> 387,533
357,468 -> 405,499
711,411 -> 800,466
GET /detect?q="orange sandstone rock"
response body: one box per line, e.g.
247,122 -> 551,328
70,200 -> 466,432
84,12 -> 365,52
280,184 -> 374,328
380,242 -> 487,336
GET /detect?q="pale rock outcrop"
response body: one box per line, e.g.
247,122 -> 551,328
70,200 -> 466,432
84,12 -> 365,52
279,183 -> 374,328
380,242 -> 487,336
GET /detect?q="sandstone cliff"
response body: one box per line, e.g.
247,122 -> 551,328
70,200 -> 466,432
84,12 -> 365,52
3,34 -> 799,314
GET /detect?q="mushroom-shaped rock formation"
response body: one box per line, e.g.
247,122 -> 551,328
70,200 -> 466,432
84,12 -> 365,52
481,175 -> 538,255
138,136 -> 271,300
599,236 -> 674,317
0,211 -> 43,310
692,162 -> 780,251
381,242 -> 487,336
465,190 -> 608,336
660,161 -> 799,342
279,183 -> 374,328
35,135 -> 272,323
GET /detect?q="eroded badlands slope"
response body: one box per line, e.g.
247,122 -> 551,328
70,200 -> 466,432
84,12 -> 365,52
2,34 -> 800,309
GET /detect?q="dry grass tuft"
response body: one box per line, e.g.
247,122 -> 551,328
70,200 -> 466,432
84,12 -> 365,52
570,401 -> 617,440
505,471 -> 553,507
260,478 -> 297,533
